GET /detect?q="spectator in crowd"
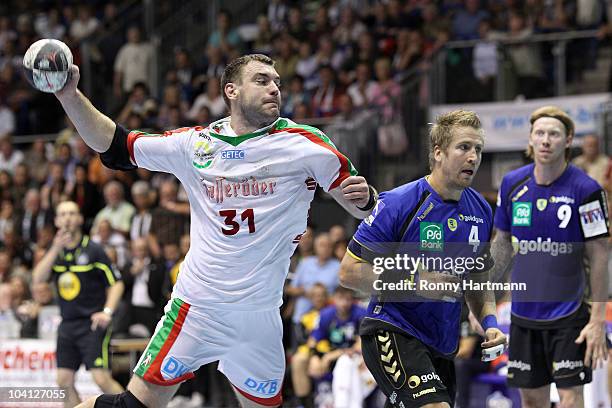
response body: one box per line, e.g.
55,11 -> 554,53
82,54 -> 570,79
0,136 -> 24,174
472,19 -> 498,101
280,75 -> 308,119
285,7 -> 307,41
92,180 -> 136,236
291,282 -> 330,408
66,163 -> 102,230
15,188 -> 53,244
35,8 -> 65,40
0,249 -> 11,283
288,233 -> 340,329
494,11 -> 546,99
116,82 -> 155,127
0,170 -> 11,201
129,181 -> 153,241
0,197 -> 15,242
273,34 -> 299,84
157,83 -> 189,129
252,15 -> 274,55
371,57 -> 401,122
70,5 -> 99,42
296,41 -> 320,90
333,7 -> 367,48
121,237 -> 165,336
572,134 -> 611,189
0,97 -> 15,137
208,9 -> 242,55
113,26 -> 154,98
307,287 -> 369,406
393,29 -> 424,73
452,0 -> 490,40
267,0 -> 288,32
187,78 -> 226,121
148,179 -> 189,259
24,138 -> 51,185
0,282 -> 20,338
10,162 -> 32,205
346,62 -> 377,109
311,64 -> 343,117
92,219 -> 128,269
41,161 -> 67,213
15,281 -> 55,338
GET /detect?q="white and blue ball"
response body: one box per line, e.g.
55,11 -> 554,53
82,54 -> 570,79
22,39 -> 73,93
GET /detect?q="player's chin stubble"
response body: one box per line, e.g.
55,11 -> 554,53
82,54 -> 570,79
241,102 -> 279,129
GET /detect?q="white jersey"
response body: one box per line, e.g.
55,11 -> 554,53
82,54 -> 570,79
127,117 -> 356,310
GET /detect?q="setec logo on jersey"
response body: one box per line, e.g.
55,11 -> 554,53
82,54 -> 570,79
512,202 -> 532,226
419,222 -> 444,251
244,378 -> 279,396
221,150 -> 245,160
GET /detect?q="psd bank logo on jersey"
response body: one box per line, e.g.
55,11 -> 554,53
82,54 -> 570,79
244,377 -> 279,396
161,357 -> 190,380
221,150 -> 245,160
419,222 -> 444,251
512,202 -> 532,226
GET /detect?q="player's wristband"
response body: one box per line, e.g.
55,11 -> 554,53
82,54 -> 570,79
357,185 -> 378,211
103,307 -> 114,316
481,315 -> 498,332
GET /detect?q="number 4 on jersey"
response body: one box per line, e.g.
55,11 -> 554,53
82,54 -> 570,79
219,209 -> 256,235
469,225 -> 480,252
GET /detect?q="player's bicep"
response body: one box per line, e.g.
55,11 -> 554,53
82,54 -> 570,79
306,143 -> 356,192
130,129 -> 190,173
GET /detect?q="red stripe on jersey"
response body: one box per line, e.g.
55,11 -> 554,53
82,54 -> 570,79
143,302 -> 194,386
127,125 -> 207,164
233,384 -> 283,406
273,127 -> 351,190
127,131 -> 149,164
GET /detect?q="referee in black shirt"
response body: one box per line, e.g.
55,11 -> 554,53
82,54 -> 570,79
33,201 -> 125,407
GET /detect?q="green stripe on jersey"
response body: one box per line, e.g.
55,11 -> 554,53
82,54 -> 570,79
134,298 -> 183,377
276,120 -> 358,176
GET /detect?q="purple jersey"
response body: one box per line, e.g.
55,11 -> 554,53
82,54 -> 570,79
349,178 -> 494,355
495,164 -> 609,322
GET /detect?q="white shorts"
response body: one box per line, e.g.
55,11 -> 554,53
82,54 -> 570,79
133,297 -> 284,405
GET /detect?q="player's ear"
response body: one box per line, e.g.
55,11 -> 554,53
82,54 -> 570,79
433,145 -> 443,164
225,82 -> 239,101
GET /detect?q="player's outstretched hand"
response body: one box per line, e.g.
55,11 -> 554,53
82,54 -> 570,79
340,176 -> 370,208
575,320 -> 608,369
55,64 -> 80,99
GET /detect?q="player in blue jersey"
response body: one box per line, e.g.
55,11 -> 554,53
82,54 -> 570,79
340,110 -> 507,408
491,106 -> 610,408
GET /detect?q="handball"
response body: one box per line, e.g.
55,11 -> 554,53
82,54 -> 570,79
22,39 -> 73,93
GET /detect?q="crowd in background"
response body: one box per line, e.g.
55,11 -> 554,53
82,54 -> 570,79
0,0 -> 611,407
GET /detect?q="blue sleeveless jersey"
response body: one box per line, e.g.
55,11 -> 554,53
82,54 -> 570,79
348,177 -> 494,355
494,164 -> 609,322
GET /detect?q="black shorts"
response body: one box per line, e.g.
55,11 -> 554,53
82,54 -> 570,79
57,318 -> 112,371
507,323 -> 592,389
362,329 -> 455,408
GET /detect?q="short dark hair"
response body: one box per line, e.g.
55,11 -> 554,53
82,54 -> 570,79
220,54 -> 275,109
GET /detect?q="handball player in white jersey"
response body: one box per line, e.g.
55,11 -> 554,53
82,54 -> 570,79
52,54 -> 377,408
